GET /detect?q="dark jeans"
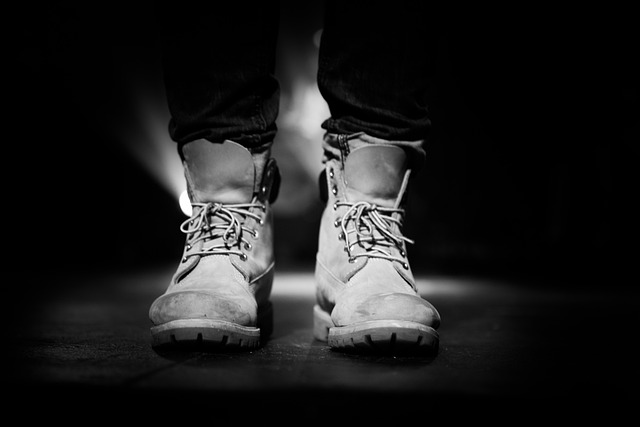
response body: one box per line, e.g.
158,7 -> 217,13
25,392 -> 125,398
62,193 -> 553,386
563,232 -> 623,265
156,1 -> 433,165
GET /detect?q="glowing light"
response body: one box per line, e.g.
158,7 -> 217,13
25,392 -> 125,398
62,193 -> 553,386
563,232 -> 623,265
113,31 -> 328,218
280,79 -> 329,141
312,29 -> 322,49
179,190 -> 192,216
110,58 -> 187,210
268,273 -> 475,298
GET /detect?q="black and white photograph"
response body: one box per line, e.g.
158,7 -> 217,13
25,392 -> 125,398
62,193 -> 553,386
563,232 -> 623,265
9,0 -> 637,420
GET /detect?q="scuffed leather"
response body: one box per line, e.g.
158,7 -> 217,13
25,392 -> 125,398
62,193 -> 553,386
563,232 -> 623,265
315,143 -> 441,328
149,139 -> 276,328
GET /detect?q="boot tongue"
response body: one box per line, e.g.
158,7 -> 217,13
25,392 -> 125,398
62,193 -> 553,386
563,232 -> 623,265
182,139 -> 255,204
344,145 -> 408,207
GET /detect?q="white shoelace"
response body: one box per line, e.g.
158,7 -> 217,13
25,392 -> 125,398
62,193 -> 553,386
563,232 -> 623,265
335,201 -> 413,269
180,202 -> 265,261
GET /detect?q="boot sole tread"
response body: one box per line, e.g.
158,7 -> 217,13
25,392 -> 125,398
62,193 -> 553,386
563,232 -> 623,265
313,305 -> 439,355
151,319 -> 260,349
150,302 -> 272,350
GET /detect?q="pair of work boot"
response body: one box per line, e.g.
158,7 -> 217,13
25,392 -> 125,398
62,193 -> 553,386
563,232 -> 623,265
148,138 -> 440,354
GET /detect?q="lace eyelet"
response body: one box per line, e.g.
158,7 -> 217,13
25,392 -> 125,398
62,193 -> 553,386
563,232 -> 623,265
348,257 -> 356,263
181,256 -> 188,263
186,244 -> 192,250
402,263 -> 409,270
333,219 -> 341,227
240,253 -> 248,261
400,250 -> 405,257
331,186 -> 338,195
338,232 -> 345,240
329,168 -> 334,178
244,243 -> 252,251
252,231 -> 259,239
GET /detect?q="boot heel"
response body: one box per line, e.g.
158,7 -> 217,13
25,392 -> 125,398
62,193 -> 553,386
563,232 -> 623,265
313,304 -> 333,341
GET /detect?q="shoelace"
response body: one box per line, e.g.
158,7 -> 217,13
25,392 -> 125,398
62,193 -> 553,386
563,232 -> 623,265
335,201 -> 413,269
180,202 -> 265,261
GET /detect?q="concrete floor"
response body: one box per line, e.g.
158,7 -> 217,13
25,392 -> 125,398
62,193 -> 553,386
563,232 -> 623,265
9,266 -> 637,420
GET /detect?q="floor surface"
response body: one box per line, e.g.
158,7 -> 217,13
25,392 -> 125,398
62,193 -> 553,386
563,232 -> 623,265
9,266 -> 637,420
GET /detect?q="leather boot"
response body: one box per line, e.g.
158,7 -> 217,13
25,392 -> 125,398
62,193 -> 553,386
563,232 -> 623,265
149,139 -> 279,350
314,143 -> 440,354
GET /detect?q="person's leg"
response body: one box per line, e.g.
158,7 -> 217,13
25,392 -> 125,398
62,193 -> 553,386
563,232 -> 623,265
314,1 -> 441,354
149,1 -> 281,350
157,1 -> 280,151
317,0 -> 434,165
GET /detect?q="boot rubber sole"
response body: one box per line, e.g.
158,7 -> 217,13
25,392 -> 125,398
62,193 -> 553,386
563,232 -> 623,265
150,301 -> 272,350
313,304 -> 439,354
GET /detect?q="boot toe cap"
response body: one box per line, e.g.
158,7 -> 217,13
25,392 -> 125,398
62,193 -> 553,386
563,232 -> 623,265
149,290 -> 257,326
332,292 -> 440,328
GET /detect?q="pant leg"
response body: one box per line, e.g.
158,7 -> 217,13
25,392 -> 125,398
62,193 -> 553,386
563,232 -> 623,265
155,1 -> 280,153
317,0 -> 435,168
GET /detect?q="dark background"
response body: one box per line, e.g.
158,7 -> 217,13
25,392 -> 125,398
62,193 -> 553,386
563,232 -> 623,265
10,2 -> 637,290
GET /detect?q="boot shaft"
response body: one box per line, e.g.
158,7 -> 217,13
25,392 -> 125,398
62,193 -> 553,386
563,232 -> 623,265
319,132 -> 413,209
181,139 -> 279,205
170,139 -> 279,291
317,140 -> 417,289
